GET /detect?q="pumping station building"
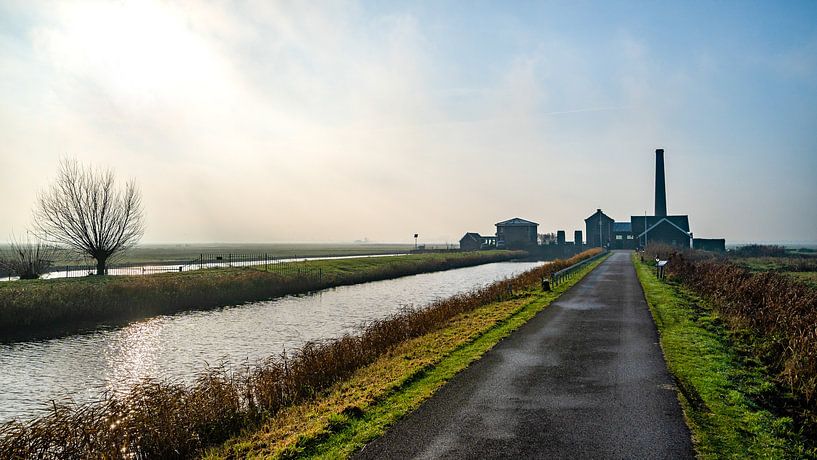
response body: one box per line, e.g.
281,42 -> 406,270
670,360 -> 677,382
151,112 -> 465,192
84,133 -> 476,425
459,148 -> 725,254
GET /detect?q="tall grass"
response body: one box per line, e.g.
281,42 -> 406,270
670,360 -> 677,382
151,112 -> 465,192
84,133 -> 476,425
661,248 -> 817,406
0,249 -> 601,459
0,251 -> 522,340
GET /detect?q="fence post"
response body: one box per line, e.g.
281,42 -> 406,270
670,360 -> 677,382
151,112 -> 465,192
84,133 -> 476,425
229,253 -> 232,267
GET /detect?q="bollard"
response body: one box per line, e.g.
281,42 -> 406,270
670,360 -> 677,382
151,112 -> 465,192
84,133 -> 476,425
541,277 -> 551,291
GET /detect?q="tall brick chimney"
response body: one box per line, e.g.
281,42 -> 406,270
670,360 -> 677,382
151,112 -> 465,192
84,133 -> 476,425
655,148 -> 667,216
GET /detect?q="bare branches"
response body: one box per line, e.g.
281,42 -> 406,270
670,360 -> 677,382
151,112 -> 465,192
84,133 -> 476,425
0,233 -> 58,279
33,159 -> 144,275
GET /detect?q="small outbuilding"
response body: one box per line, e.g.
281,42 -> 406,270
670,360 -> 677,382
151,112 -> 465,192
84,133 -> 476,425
459,232 -> 497,251
693,238 -> 726,252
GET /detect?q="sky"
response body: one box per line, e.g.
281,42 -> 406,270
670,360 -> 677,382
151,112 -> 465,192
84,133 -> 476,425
1,1 -> 815,244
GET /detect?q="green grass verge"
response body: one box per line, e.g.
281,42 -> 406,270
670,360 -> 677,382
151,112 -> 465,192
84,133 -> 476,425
632,253 -> 815,459
206,253 -> 609,459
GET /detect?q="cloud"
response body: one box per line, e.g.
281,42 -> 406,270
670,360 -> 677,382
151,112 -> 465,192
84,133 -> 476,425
1,1 -> 814,243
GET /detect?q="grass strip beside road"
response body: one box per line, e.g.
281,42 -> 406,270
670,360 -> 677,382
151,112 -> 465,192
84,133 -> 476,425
0,251 -> 523,341
632,253 -> 816,459
206,253 -> 609,459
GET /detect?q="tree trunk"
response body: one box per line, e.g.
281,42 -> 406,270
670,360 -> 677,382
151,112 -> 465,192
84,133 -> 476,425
96,257 -> 107,275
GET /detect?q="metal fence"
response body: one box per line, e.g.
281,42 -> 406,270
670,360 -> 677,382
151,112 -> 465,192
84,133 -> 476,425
550,249 -> 609,287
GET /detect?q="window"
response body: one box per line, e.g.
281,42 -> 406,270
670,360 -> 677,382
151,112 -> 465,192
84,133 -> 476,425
626,235 -> 634,239
615,235 -> 623,240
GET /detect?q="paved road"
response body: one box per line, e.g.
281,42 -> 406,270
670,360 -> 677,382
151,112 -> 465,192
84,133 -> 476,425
355,251 -> 694,459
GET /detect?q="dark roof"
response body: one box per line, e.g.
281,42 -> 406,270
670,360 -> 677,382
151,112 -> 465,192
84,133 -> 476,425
630,215 -> 691,237
459,232 -> 482,242
584,209 -> 614,222
613,222 -> 632,233
495,217 -> 538,227
630,215 -> 690,235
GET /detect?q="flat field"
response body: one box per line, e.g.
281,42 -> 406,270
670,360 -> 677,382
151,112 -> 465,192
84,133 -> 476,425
731,255 -> 817,288
0,243 -> 423,267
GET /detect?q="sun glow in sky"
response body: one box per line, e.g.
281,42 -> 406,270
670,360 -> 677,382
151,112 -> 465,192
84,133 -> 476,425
1,1 -> 816,243
42,2 -> 222,98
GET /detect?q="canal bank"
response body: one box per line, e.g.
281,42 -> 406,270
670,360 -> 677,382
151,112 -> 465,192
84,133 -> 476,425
0,250 -> 524,342
354,250 -> 692,459
0,250 -> 603,458
1,258 -> 540,423
209,250 -> 608,459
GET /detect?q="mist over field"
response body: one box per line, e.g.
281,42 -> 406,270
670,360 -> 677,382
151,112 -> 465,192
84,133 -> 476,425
1,1 -> 815,244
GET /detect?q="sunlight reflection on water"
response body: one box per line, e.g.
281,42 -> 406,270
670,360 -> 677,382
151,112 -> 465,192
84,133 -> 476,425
0,261 -> 542,422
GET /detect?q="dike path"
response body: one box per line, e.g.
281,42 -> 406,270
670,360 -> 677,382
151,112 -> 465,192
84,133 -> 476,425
355,251 -> 694,459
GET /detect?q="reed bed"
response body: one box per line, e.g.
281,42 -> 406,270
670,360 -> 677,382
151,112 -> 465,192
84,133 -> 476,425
0,249 -> 601,459
0,251 -> 522,340
658,246 -> 817,406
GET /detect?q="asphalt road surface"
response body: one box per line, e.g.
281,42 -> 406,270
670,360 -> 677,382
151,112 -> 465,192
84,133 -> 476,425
355,251 -> 694,459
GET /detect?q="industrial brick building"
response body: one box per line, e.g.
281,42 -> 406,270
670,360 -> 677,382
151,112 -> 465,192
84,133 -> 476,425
458,148 -> 724,254
584,149 -> 722,250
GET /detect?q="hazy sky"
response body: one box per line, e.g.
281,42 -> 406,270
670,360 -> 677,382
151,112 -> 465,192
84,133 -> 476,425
1,1 -> 816,244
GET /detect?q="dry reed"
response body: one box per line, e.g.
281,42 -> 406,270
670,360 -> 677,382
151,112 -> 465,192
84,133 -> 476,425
659,247 -> 817,406
0,249 -> 601,459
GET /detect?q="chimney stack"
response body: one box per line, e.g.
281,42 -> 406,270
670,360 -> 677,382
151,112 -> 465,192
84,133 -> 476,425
655,148 -> 667,216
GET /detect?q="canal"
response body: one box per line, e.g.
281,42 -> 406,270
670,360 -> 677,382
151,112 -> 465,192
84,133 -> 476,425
0,260 -> 543,422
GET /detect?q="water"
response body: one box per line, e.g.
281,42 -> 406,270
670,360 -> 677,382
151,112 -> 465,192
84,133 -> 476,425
2,253 -> 408,281
0,261 -> 542,422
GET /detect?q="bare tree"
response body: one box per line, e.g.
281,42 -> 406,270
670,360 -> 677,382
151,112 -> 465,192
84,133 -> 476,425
33,159 -> 144,275
0,233 -> 58,279
538,232 -> 557,245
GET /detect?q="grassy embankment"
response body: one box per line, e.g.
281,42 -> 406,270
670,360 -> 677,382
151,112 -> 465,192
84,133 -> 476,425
0,251 -> 523,340
632,252 -> 816,458
0,249 -> 605,459
206,250 -> 607,459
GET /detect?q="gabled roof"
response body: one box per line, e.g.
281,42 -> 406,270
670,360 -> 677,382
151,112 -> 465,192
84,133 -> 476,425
613,222 -> 632,233
584,209 -> 614,222
631,215 -> 690,233
460,232 -> 482,241
495,217 -> 538,227
637,217 -> 691,238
